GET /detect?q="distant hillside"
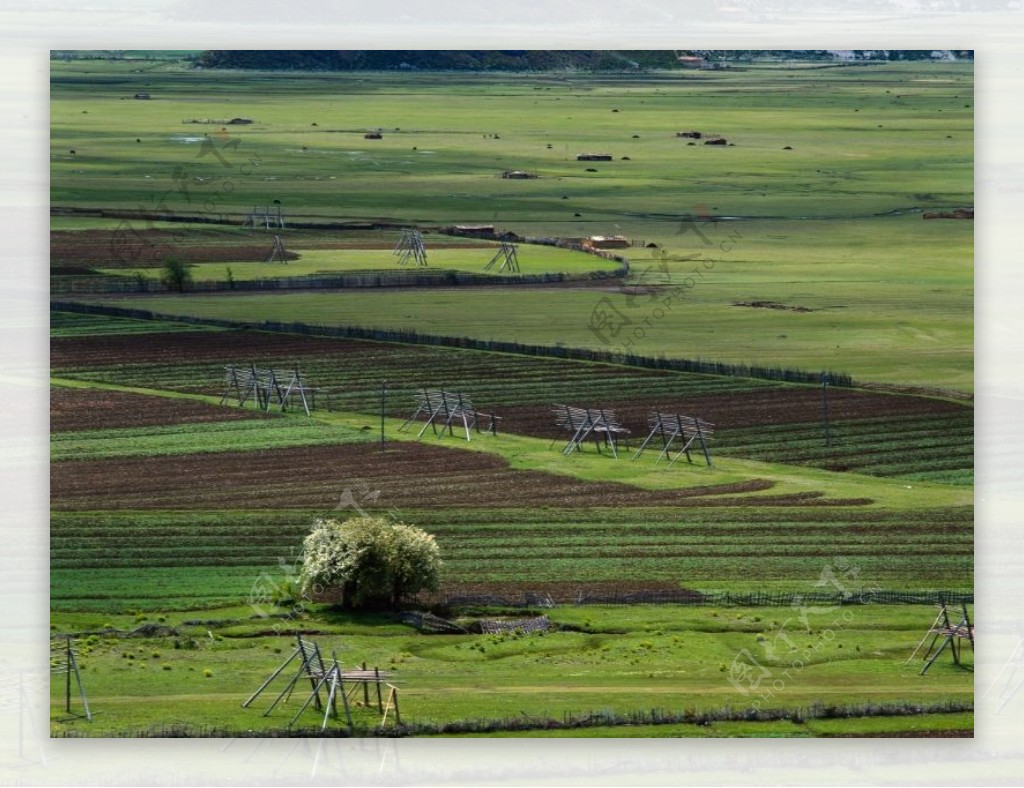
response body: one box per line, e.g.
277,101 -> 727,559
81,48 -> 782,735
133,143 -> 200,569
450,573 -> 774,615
195,50 -> 972,72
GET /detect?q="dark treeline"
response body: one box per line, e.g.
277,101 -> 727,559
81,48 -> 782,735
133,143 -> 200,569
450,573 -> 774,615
195,50 -> 973,72
195,50 -> 680,72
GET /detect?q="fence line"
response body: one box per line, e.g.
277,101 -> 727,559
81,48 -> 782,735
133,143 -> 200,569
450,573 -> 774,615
436,589 -> 973,608
52,699 -> 973,738
50,266 -> 622,296
50,301 -> 854,387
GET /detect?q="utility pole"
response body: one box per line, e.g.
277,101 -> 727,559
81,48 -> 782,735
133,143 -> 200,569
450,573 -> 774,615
821,373 -> 832,448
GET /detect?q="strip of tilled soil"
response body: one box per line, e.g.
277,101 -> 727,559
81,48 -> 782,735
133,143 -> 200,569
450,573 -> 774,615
52,331 -> 969,435
499,387 -> 968,436
51,229 -> 479,268
51,330 -> 415,372
51,230 -> 298,267
51,386 -> 272,432
426,580 -> 705,605
50,442 -> 862,511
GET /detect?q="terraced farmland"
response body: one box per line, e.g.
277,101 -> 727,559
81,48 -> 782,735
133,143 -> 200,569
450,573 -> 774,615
51,504 -> 972,612
51,440 -> 853,511
47,57 -> 974,739
51,317 -> 974,484
50,321 -> 972,613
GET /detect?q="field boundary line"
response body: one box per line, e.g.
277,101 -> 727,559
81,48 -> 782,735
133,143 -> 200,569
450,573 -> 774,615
51,301 -> 858,389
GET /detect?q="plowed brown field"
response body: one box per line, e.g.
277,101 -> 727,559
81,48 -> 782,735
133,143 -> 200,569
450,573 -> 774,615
50,442 -> 871,511
51,385 -> 270,432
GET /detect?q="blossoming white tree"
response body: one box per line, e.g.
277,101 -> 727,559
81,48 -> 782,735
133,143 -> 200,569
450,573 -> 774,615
299,516 -> 442,609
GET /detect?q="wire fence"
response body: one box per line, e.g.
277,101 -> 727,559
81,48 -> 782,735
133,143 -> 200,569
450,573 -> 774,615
51,301 -> 853,387
437,589 -> 973,609
52,699 -> 973,738
50,267 -> 624,296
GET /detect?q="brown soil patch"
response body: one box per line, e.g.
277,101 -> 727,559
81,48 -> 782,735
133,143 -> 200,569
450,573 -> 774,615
51,332 -> 969,429
50,386 -> 269,432
49,441 -> 861,512
50,229 -> 482,270
428,580 -> 705,605
50,230 -> 299,268
733,300 -> 814,313
51,331 -> 381,373
500,387 -> 967,437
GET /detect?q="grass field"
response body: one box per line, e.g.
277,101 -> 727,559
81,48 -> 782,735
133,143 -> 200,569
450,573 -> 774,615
102,257 -> 971,389
49,603 -> 971,738
52,58 -> 972,390
96,244 -> 619,281
51,61 -> 972,224
49,57 -> 973,737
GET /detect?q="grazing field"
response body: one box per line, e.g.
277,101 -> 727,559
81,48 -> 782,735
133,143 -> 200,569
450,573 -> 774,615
106,259 -> 971,390
52,59 -> 973,390
98,245 -> 617,281
49,603 -> 971,738
50,56 -> 972,738
51,62 -> 972,224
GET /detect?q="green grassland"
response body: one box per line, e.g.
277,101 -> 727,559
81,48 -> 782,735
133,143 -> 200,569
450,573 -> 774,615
50,604 -> 971,737
47,353 -> 974,738
105,243 -> 972,389
97,244 -> 617,281
52,59 -> 973,390
50,59 -> 973,737
51,503 -> 972,613
50,61 -> 972,223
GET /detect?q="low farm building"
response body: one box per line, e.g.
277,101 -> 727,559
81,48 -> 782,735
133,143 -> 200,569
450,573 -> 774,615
364,132 -> 383,139
577,153 -> 613,161
676,131 -> 702,139
677,55 -> 707,69
501,170 -> 537,179
585,235 -> 632,249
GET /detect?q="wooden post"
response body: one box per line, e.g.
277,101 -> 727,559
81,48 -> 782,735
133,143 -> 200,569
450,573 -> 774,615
362,662 -> 370,707
375,667 -> 383,712
335,656 -> 354,734
391,686 -> 401,725
242,644 -> 301,707
695,419 -> 712,466
380,380 -> 387,450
